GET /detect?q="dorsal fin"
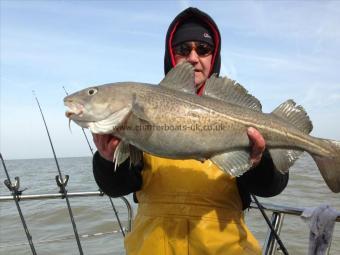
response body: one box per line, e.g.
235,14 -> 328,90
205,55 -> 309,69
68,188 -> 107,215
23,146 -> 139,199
271,99 -> 313,134
159,62 -> 196,94
203,74 -> 262,111
268,100 -> 313,174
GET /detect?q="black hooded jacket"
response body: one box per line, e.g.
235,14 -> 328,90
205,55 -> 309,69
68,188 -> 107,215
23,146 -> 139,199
164,7 -> 221,78
92,7 -> 289,209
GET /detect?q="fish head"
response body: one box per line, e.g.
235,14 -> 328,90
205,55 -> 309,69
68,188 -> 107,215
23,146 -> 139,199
64,83 -> 133,133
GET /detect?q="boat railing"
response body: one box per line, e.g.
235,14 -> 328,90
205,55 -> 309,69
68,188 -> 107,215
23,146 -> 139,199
0,192 -> 339,254
0,191 -> 133,233
250,201 -> 340,255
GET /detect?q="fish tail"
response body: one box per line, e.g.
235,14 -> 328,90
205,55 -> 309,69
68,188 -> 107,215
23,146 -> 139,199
311,139 -> 340,193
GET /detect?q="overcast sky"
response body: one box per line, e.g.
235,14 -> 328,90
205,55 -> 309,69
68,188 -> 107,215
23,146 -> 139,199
1,0 -> 340,159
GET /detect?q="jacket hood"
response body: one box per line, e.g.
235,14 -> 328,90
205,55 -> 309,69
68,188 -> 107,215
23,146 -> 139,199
164,7 -> 221,83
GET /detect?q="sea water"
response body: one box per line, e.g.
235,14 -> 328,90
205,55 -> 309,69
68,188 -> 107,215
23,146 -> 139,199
0,154 -> 339,254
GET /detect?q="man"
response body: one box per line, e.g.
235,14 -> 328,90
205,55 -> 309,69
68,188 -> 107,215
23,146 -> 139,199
93,7 -> 288,255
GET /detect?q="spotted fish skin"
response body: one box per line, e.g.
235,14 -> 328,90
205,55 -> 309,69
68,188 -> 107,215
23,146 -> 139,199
64,62 -> 340,193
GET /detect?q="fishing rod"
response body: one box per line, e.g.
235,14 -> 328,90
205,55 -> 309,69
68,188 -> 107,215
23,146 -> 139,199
33,91 -> 84,255
63,86 -> 126,237
251,194 -> 289,255
0,153 -> 37,255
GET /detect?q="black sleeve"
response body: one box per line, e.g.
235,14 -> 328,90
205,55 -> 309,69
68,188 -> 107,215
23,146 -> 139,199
92,151 -> 143,197
237,150 -> 289,209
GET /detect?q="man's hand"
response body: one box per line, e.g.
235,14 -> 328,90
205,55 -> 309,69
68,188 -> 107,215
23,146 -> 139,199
247,127 -> 266,167
92,134 -> 120,161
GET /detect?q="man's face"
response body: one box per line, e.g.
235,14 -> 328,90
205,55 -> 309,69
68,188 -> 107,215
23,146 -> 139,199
173,41 -> 213,89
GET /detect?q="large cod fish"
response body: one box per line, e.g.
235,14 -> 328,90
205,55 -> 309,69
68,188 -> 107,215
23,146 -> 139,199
64,62 -> 340,193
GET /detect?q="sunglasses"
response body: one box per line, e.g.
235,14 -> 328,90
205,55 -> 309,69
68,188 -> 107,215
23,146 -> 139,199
172,42 -> 214,57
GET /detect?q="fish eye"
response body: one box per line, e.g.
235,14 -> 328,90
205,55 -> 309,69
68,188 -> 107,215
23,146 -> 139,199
87,88 -> 98,96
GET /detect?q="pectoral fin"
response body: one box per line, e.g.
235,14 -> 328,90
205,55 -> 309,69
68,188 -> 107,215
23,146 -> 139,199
131,93 -> 156,126
113,141 -> 130,171
129,145 -> 143,168
113,141 -> 143,171
210,150 -> 252,177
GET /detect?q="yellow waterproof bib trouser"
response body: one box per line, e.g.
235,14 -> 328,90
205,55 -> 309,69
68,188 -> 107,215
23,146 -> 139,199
125,153 -> 261,255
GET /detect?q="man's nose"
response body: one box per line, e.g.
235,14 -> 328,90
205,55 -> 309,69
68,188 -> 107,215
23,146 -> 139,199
186,49 -> 199,64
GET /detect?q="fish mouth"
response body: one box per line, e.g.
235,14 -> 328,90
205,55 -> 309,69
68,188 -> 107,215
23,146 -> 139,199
65,111 -> 81,118
64,101 -> 84,119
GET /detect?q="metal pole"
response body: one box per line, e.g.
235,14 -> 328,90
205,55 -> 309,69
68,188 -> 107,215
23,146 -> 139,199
0,153 -> 37,255
119,196 -> 133,233
0,192 -> 133,233
251,194 -> 289,255
33,92 -> 84,255
263,212 -> 284,255
108,196 -> 126,237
